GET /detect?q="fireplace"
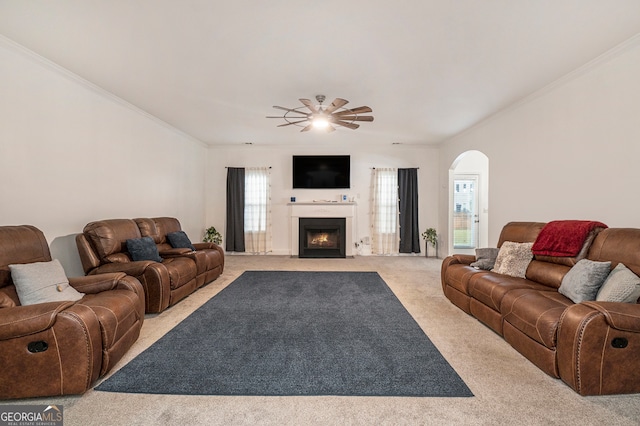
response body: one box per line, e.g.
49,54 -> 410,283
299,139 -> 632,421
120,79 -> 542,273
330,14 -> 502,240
298,217 -> 346,258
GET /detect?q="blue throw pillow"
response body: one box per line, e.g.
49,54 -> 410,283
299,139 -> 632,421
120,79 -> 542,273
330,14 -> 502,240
166,231 -> 196,251
126,237 -> 163,262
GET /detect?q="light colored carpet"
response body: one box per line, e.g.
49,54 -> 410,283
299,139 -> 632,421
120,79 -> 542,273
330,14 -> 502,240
3,255 -> 639,425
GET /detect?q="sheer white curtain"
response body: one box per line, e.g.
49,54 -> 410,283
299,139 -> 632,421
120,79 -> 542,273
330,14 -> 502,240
371,168 -> 399,255
244,167 -> 272,254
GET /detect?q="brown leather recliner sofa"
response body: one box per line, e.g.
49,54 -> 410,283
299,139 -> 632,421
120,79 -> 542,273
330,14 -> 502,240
76,217 -> 223,314
135,217 -> 224,288
441,222 -> 640,396
0,225 -> 145,399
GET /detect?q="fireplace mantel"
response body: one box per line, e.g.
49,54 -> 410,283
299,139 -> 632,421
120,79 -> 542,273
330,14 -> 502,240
288,202 -> 356,257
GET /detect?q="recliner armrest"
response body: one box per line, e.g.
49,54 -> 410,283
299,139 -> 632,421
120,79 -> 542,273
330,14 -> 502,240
88,261 -> 170,313
0,301 -> 75,340
450,254 -> 477,265
69,273 -> 144,300
69,272 -> 127,293
582,301 -> 640,333
193,242 -> 216,250
88,260 -> 157,276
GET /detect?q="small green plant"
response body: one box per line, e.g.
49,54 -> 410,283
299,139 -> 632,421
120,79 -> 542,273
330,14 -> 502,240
203,226 -> 222,245
421,228 -> 438,248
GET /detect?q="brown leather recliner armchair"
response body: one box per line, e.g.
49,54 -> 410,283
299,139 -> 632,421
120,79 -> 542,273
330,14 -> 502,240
76,218 -> 198,313
0,225 -> 144,399
135,217 -> 224,288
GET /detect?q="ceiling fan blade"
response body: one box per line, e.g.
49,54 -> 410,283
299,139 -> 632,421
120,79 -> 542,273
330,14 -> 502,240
299,99 -> 318,113
333,120 -> 360,130
333,106 -> 372,116
300,124 -> 314,132
273,105 -> 309,115
334,115 -> 374,122
324,98 -> 349,114
277,119 -> 309,127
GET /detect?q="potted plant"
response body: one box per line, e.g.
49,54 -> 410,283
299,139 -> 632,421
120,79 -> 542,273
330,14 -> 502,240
203,226 -> 222,245
421,227 -> 438,258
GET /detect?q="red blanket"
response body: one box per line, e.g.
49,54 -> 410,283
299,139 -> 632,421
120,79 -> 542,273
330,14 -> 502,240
531,220 -> 608,257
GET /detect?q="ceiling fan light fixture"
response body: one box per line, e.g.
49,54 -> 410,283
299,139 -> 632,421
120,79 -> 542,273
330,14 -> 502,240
268,95 -> 373,132
312,115 -> 329,129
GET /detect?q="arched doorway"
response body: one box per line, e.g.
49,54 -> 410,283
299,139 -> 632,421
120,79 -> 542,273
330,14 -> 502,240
448,151 -> 489,255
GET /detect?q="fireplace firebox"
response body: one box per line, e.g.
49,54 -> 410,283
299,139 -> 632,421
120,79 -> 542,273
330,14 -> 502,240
298,217 -> 346,258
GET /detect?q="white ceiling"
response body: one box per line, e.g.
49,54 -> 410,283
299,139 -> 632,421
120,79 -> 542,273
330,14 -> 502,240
1,1 -> 639,147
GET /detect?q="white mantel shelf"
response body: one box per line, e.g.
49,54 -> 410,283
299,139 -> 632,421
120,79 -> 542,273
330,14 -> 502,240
287,201 -> 357,205
289,202 -> 357,257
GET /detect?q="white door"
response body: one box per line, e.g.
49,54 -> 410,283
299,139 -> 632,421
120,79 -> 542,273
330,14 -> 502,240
452,175 -> 479,250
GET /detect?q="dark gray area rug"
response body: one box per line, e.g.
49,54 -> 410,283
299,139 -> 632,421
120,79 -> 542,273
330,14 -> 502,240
97,271 -> 472,397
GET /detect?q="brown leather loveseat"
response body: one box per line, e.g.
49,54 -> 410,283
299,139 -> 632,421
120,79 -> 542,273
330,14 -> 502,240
76,217 -> 223,313
135,217 -> 224,288
441,222 -> 640,396
0,225 -> 145,399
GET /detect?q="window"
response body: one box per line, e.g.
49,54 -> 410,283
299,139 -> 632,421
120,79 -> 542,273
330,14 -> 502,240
371,168 -> 398,254
244,167 -> 271,253
244,169 -> 268,232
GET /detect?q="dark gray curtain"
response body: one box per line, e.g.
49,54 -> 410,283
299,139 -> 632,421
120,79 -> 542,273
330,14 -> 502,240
398,168 -> 420,253
226,167 -> 245,252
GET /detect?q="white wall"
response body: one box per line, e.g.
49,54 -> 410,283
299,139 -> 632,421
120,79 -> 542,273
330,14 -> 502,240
0,38 -> 209,276
7,30 -> 638,267
438,35 -> 640,255
206,143 -> 439,255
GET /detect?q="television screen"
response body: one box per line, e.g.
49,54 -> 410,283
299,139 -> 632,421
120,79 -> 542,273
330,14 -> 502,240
293,155 -> 350,189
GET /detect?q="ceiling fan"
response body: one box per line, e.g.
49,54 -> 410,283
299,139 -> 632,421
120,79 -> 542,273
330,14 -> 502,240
267,95 -> 374,132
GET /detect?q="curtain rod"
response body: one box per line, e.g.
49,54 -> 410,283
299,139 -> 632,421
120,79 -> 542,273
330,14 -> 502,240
371,167 -> 419,169
225,166 -> 272,169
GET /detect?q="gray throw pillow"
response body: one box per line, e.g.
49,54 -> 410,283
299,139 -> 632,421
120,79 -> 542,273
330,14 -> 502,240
471,248 -> 500,270
167,231 -> 196,251
493,242 -> 534,278
9,259 -> 84,306
126,237 -> 163,262
559,259 -> 611,303
596,263 -> 640,303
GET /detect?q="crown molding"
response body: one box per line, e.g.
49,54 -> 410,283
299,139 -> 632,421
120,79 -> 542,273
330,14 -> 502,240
0,34 -> 208,148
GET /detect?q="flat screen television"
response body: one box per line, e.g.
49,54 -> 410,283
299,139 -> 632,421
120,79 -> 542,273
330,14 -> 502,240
292,155 -> 350,189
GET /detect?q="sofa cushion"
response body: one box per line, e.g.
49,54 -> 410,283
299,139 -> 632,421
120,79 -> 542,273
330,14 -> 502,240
501,289 -> 573,349
167,231 -> 196,251
134,218 -> 163,244
153,217 -> 183,239
493,242 -> 534,278
83,219 -> 141,259
524,260 -> 570,289
496,222 -> 546,247
558,259 -> 611,303
126,237 -> 163,263
596,263 -> 640,303
444,264 -> 486,295
162,257 -> 197,290
9,259 -> 84,306
470,248 -> 499,270
469,272 -> 554,312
